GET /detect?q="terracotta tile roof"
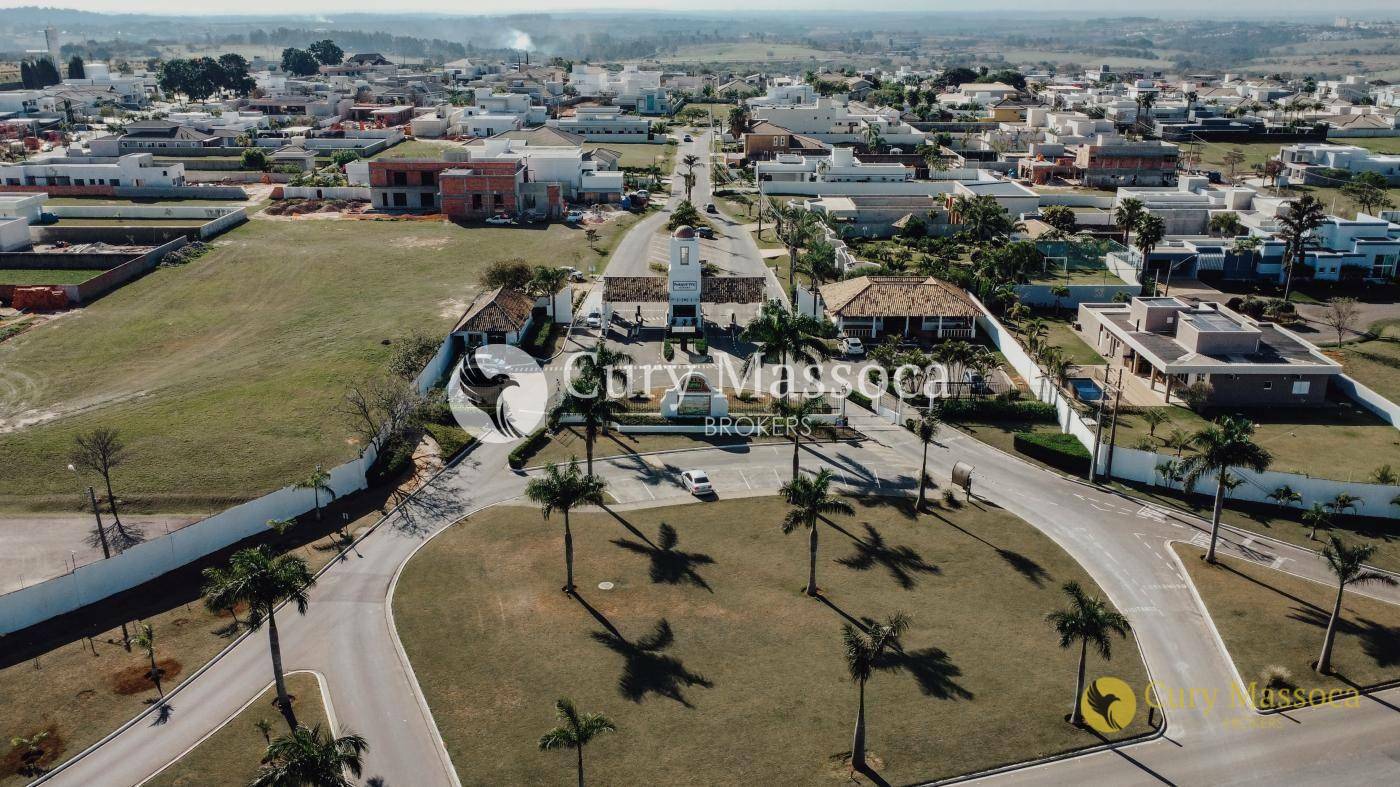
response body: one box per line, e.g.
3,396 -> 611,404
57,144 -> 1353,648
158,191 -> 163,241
453,286 -> 536,333
819,276 -> 977,319
603,275 -> 767,304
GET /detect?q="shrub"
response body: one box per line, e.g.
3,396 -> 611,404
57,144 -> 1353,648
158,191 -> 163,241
847,389 -> 873,411
662,339 -> 675,362
508,425 -> 550,470
1261,665 -> 1294,691
695,337 -> 708,355
422,421 -> 473,460
241,148 -> 268,171
1013,431 -> 1091,474
158,241 -> 209,267
941,488 -> 959,507
939,398 -> 1057,422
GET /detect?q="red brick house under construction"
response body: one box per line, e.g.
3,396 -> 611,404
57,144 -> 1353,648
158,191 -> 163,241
369,159 -> 563,220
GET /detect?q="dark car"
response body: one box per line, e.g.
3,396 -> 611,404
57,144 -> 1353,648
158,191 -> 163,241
705,202 -> 718,213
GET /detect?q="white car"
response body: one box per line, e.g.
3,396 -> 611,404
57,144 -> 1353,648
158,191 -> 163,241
681,470 -> 713,496
840,337 -> 866,357
585,309 -> 603,328
561,266 -> 587,282
565,210 -> 586,223
485,214 -> 515,225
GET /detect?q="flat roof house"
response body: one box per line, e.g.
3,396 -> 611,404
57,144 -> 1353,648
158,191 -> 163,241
547,106 -> 652,142
1077,297 -> 1342,407
818,276 -> 979,342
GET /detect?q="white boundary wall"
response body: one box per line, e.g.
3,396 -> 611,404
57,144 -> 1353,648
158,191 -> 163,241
0,333 -> 460,635
278,186 -> 371,201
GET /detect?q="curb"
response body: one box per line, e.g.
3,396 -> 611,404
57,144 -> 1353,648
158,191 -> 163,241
520,434 -> 866,473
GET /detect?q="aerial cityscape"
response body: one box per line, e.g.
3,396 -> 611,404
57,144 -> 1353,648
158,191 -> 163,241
1,3 -> 1399,785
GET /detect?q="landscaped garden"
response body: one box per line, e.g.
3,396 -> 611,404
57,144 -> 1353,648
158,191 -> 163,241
1173,544 -> 1400,708
394,494 -> 1154,785
0,215 -> 636,513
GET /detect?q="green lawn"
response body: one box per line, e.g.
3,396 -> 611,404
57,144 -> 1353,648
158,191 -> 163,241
1031,312 -> 1105,367
1189,141 -> 1400,219
587,142 -> 675,170
147,672 -> 329,787
1331,326 -> 1400,404
950,420 -> 1070,470
527,428 -> 756,470
395,495 -> 1153,786
0,215 -> 635,512
0,268 -> 104,285
1173,544 -> 1400,709
1339,137 -> 1400,156
1109,399 -> 1399,482
658,42 -> 834,63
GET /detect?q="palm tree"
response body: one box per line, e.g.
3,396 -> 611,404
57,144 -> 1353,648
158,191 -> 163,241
251,724 -> 368,787
133,623 -> 164,697
1316,537 -> 1398,674
771,396 -> 825,479
780,468 -> 854,597
914,410 -> 941,510
530,265 -> 571,322
538,698 -> 616,787
575,344 -> 635,400
727,105 -> 749,140
201,546 -> 315,728
842,612 -> 911,772
773,204 -> 820,299
1046,581 -> 1131,727
1278,195 -> 1326,302
1049,284 -> 1071,314
1372,464 -> 1398,485
1180,416 -> 1273,564
523,460 -> 608,595
797,238 -> 839,289
1302,502 -> 1331,541
681,154 -> 700,200
1113,198 -> 1144,246
1141,409 -> 1169,439
740,300 -> 831,402
1165,427 -> 1192,457
1267,484 -> 1303,511
1326,492 -> 1361,518
1133,214 -> 1166,269
551,381 -> 627,476
295,465 -> 335,521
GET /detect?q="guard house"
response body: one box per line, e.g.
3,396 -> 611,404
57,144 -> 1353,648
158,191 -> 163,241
668,225 -> 702,334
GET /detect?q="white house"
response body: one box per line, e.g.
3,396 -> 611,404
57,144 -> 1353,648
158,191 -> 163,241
1277,143 -> 1400,186
463,138 -> 623,203
752,96 -> 924,147
0,153 -> 185,188
547,106 -> 651,142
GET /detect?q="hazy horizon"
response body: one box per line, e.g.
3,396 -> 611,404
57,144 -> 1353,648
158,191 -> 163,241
0,1 -> 1396,19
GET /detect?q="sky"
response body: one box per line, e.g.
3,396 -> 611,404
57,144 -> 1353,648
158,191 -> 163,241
0,0 -> 1396,17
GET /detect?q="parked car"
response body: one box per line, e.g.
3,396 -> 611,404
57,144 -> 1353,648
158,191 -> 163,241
840,337 -> 866,357
565,210 -> 586,223
560,266 -> 587,282
695,226 -> 715,239
681,470 -> 713,496
585,308 -> 603,328
485,214 -> 516,225
704,202 -> 718,214
683,134 -> 693,142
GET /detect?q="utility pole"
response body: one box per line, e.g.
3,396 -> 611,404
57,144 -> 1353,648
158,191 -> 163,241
1104,368 -> 1124,479
1087,364 -> 1111,484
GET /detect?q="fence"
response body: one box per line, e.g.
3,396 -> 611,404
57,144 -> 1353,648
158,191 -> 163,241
276,186 -> 372,201
0,331 -> 458,635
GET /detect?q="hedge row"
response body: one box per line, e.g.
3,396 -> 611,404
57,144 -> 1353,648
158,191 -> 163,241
508,425 -> 551,470
1013,432 -> 1091,474
847,390 -> 873,411
940,398 -> 1057,423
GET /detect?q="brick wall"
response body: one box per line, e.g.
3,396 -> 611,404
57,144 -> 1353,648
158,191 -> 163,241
440,163 -> 523,220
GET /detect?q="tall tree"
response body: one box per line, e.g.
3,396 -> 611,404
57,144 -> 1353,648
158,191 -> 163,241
295,465 -> 335,521
727,105 -> 750,140
252,724 -> 368,787
1133,213 -> 1166,268
1113,198 -> 1144,246
914,410 -> 941,510
740,300 -> 831,402
523,460 -> 608,595
1315,536 -> 1397,674
1046,581 -> 1131,727
1180,416 -> 1274,563
308,39 -> 345,66
70,427 -> 144,552
538,698 -> 616,787
67,56 -> 85,80
780,468 -> 854,597
201,546 -> 316,728
132,623 -> 163,697
529,265 -> 570,322
842,612 -> 911,773
281,47 -> 320,77
1302,502 -> 1331,541
770,395 -> 825,479
1278,195 -> 1326,302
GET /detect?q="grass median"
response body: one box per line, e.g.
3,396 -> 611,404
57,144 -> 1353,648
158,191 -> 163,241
395,495 -> 1153,785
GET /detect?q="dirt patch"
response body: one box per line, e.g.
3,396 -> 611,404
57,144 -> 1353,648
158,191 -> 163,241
109,657 -> 182,695
824,751 -> 886,783
387,235 -> 452,250
0,724 -> 65,779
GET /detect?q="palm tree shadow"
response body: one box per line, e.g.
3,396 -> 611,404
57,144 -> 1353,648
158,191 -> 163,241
589,618 -> 714,708
878,646 -> 974,701
834,523 -> 940,590
1286,606 -> 1400,669
611,523 -> 716,592
923,509 -> 1050,586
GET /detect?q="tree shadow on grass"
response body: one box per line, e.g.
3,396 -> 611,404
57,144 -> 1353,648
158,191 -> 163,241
589,618 -> 714,708
817,597 -> 973,701
833,523 -> 940,590
1286,605 -> 1400,670
611,522 -> 716,592
922,508 -> 1050,587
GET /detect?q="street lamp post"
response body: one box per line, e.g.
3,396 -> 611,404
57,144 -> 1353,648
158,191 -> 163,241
69,463 -> 110,560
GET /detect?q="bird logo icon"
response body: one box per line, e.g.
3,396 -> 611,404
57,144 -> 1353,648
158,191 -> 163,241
1081,676 -> 1136,734
447,343 -> 549,444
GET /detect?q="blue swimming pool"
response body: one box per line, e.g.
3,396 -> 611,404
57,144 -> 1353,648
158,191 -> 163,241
1068,377 -> 1104,402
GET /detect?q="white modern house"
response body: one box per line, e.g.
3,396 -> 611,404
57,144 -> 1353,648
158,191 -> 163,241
1277,143 -> 1400,186
463,138 -> 624,203
0,153 -> 185,188
752,97 -> 924,147
547,106 -> 651,142
568,64 -> 669,114
939,82 -> 1020,107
